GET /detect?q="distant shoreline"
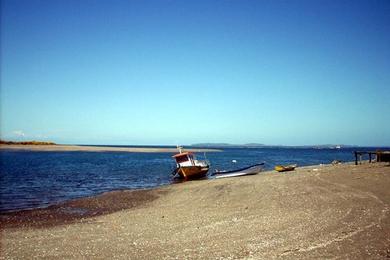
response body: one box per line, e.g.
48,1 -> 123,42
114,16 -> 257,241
0,144 -> 221,153
0,140 -> 56,145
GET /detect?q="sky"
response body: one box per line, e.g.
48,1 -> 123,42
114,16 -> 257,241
1,0 -> 389,146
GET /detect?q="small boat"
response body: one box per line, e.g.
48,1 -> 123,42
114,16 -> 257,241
213,163 -> 264,179
172,147 -> 209,180
274,164 -> 297,172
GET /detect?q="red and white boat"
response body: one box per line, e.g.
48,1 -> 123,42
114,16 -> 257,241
172,147 -> 209,180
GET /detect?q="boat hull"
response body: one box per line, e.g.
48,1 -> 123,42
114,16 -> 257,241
176,166 -> 209,180
215,171 -> 259,179
213,163 -> 264,179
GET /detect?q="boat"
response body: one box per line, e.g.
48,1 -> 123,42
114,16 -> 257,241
213,163 -> 264,179
274,164 -> 297,172
171,147 -> 209,180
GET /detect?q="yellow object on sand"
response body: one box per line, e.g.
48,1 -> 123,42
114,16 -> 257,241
275,164 -> 297,172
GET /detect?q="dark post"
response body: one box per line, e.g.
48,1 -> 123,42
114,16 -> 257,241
354,151 -> 358,165
369,153 -> 372,163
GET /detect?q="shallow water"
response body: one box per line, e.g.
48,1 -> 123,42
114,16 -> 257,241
0,146 -> 381,212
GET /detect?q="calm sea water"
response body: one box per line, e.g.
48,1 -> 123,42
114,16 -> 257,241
0,146 -> 382,212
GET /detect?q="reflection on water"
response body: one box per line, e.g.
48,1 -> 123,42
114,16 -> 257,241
0,147 -> 376,212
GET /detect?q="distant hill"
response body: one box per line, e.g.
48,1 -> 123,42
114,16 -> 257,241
310,144 -> 357,149
191,143 -> 266,148
191,143 -> 358,149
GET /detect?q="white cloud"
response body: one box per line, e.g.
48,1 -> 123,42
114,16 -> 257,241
13,130 -> 26,137
34,134 -> 48,139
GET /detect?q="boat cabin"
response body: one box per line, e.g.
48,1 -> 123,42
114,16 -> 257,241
172,152 -> 195,167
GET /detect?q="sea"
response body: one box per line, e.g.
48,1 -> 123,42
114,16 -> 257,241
0,146 -> 385,212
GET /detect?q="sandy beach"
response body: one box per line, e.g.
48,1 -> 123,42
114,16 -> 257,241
1,162 -> 389,259
0,144 -> 220,153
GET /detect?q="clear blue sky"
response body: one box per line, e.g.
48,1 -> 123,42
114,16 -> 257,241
1,0 -> 389,146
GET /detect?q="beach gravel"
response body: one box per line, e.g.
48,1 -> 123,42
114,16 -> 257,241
1,163 -> 389,259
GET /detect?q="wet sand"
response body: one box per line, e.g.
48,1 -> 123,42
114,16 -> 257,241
1,163 -> 389,259
0,144 -> 220,153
